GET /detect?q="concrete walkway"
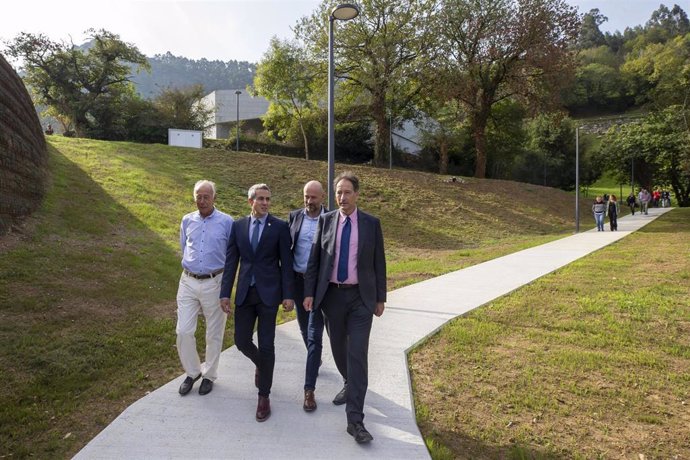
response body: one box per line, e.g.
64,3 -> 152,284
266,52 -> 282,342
75,207 -> 672,460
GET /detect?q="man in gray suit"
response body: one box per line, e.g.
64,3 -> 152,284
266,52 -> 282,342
304,171 -> 386,443
288,180 -> 327,412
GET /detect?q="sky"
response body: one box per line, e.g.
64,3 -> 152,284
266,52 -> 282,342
0,0 -> 674,65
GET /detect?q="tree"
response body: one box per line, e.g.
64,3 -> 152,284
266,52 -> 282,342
294,0 -> 437,166
577,8 -> 608,49
431,0 -> 580,178
253,37 -> 320,159
154,84 -> 212,131
4,29 -> 149,138
598,106 -> 690,206
622,33 -> 690,109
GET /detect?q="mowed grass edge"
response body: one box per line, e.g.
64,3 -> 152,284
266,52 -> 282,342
410,208 -> 690,459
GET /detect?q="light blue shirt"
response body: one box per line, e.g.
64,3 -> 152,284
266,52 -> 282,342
293,211 -> 320,273
180,208 -> 233,275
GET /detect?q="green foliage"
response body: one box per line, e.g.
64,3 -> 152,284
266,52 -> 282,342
596,106 -> 690,206
4,29 -> 149,139
430,0 -> 581,178
294,0 -> 437,166
252,37 -> 321,159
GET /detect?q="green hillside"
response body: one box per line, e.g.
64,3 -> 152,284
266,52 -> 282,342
0,136 -> 588,458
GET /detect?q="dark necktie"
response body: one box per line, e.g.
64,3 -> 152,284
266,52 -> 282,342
337,216 -> 351,283
251,220 -> 261,285
251,219 -> 261,252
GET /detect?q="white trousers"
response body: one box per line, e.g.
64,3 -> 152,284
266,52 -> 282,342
176,272 -> 227,381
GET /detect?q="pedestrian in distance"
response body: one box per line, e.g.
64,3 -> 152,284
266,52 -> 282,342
304,171 -> 387,444
176,180 -> 234,396
626,193 -> 636,215
607,194 -> 620,231
220,183 -> 295,422
288,180 -> 328,412
592,196 -> 606,231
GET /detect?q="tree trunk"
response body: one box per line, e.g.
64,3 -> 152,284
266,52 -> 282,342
299,119 -> 309,160
372,95 -> 387,166
439,137 -> 449,175
471,113 -> 489,179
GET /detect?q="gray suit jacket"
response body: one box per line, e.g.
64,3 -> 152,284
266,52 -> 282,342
304,208 -> 386,313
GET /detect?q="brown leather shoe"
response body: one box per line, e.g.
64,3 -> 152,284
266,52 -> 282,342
256,395 -> 271,422
254,367 -> 259,388
303,389 -> 317,412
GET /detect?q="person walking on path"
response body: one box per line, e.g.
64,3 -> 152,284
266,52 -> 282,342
626,193 -> 636,215
607,194 -> 620,231
220,183 -> 295,422
303,171 -> 387,444
288,180 -> 327,412
638,188 -> 651,215
176,180 -> 234,396
592,196 -> 606,231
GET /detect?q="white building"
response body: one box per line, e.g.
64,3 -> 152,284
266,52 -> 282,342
201,88 -> 423,155
201,89 -> 270,139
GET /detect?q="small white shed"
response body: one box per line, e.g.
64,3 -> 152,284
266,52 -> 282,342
168,129 -> 202,148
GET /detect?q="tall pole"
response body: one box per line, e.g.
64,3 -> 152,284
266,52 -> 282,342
327,17 -> 335,210
575,126 -> 580,233
631,157 -> 634,195
327,4 -> 360,210
389,113 -> 393,170
235,90 -> 241,152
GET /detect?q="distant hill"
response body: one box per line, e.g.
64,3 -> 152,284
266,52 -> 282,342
130,52 -> 256,98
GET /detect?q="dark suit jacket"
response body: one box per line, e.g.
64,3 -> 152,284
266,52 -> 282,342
304,208 -> 386,313
220,214 -> 294,307
288,206 -> 326,254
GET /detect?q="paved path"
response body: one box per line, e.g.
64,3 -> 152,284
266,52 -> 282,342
75,207 -> 672,459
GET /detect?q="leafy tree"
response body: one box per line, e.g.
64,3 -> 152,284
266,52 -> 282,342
154,84 -> 212,131
598,106 -> 690,206
622,33 -> 690,109
430,0 -> 580,178
253,37 -> 320,159
4,29 -> 149,138
294,0 -> 437,166
578,8 -> 608,49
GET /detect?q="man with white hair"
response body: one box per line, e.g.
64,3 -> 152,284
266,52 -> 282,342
176,180 -> 234,396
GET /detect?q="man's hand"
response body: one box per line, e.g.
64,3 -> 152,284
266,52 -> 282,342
282,299 -> 295,312
374,302 -> 385,317
303,296 -> 314,312
220,297 -> 232,314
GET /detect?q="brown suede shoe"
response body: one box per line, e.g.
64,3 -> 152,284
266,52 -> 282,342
256,395 -> 271,422
303,390 -> 317,412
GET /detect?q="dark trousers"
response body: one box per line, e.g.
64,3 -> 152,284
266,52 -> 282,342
294,272 -> 325,390
234,286 -> 278,397
321,284 -> 373,425
609,211 -> 618,231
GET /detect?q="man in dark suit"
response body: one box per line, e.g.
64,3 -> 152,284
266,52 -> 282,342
220,183 -> 295,422
288,180 -> 327,412
304,172 -> 386,443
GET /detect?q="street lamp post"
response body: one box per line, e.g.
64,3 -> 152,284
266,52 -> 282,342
328,3 -> 359,209
575,126 -> 580,233
235,90 -> 241,152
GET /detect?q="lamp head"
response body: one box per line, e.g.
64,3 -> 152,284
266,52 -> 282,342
331,3 -> 359,21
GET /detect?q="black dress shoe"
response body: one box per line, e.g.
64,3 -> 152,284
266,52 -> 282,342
178,374 -> 201,395
347,422 -> 373,443
332,385 -> 347,405
198,378 -> 213,395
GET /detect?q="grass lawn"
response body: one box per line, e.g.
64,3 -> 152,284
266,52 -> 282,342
0,136 -> 587,458
410,208 -> 690,459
